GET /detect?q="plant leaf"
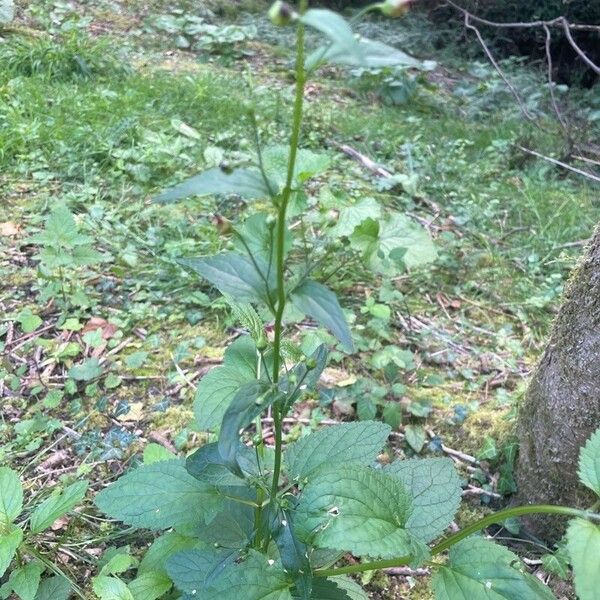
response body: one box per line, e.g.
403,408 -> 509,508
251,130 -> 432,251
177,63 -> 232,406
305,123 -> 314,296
127,572 -> 172,600
167,548 -> 239,593
294,465 -> 416,558
431,536 -> 556,600
290,280 -> 353,352
0,467 -> 23,527
138,532 -> 198,577
578,426 -> 600,496
328,198 -> 381,239
384,458 -> 461,542
143,443 -> 176,465
92,576 -> 134,600
30,480 -> 88,533
68,358 -> 103,381
34,576 -> 71,600
192,499 -> 255,549
566,518 -> 600,600
154,168 -> 272,203
262,146 -> 331,191
6,561 -> 44,600
0,526 -> 23,578
94,460 -> 221,531
284,421 -> 391,482
179,253 -> 275,304
295,577 -> 368,599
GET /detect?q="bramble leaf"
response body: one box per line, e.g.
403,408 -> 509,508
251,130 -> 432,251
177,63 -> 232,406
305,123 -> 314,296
578,426 -> 600,496
94,460 -> 221,530
432,537 -> 556,600
290,280 -> 353,352
295,465 -> 416,558
566,518 -> 600,600
180,253 -> 275,304
384,458 -> 461,542
154,168 -> 272,203
284,421 -> 391,482
30,480 -> 88,533
0,467 -> 23,527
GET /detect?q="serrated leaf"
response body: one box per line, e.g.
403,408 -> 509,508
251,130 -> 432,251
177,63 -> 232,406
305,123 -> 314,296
432,537 -> 556,600
92,576 -> 134,600
179,253 -> 275,304
142,443 -> 175,465
0,468 -> 23,528
284,421 -> 391,482
300,10 -> 360,68
7,561 -> 44,600
94,460 -> 220,531
384,458 -> 461,542
127,572 -> 172,600
218,382 -> 278,473
192,499 -> 255,549
329,198 -> 381,239
295,465 -> 415,558
30,480 -> 88,534
167,548 -> 239,593
154,168 -> 272,203
295,577 -> 368,599
138,532 -> 198,577
68,358 -> 103,381
290,280 -> 353,352
566,518 -> 600,600
34,576 -> 71,600
578,426 -> 600,496
71,245 -> 105,266
0,526 -> 23,577
186,442 -> 259,486
224,297 -> 264,342
263,146 -> 331,191
234,212 -> 292,266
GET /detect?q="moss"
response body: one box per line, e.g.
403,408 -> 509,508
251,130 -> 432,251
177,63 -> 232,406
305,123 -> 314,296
152,405 -> 194,430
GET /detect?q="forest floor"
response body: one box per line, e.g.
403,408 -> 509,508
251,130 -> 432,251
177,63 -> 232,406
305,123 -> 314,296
1,0 -> 599,598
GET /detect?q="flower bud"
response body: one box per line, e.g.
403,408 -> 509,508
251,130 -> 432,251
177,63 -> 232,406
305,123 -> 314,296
380,0 -> 412,18
269,1 -> 295,26
256,334 -> 269,351
305,357 -> 317,370
265,214 -> 277,229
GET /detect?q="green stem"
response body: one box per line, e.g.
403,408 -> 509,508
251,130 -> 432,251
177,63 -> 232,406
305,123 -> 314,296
314,504 -> 600,577
269,0 -> 308,507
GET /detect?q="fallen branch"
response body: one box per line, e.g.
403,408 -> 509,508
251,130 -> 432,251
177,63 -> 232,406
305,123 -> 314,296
516,145 -> 600,184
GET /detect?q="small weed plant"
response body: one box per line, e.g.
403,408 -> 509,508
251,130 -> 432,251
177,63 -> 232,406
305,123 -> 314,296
2,1 -> 599,599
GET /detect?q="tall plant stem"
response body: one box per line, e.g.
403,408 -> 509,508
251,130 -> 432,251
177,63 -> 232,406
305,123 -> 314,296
269,0 -> 308,507
314,504 -> 600,577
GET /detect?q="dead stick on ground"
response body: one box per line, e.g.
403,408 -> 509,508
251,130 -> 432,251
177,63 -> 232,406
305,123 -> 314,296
516,145 -> 600,184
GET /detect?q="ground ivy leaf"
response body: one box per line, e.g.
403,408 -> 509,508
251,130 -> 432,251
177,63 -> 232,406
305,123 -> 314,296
0,467 -> 23,527
384,458 -> 461,542
179,253 -> 275,304
284,421 -> 391,482
290,280 -> 353,353
68,357 -> 103,381
154,167 -> 272,203
566,518 -> 600,600
578,425 -> 600,495
94,460 -> 220,531
0,526 -> 23,578
432,537 -> 556,600
29,480 -> 88,533
294,465 -> 415,558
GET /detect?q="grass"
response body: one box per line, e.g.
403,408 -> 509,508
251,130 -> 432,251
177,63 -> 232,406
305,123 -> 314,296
1,0 -> 599,597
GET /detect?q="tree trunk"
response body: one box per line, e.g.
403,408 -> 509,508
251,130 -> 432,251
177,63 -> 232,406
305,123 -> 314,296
516,224 -> 600,541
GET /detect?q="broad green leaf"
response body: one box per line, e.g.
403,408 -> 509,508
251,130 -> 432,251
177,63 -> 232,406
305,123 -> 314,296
295,465 -> 416,558
432,537 -> 556,600
16,309 -> 42,333
578,426 -> 600,495
7,561 -> 44,600
127,572 -> 172,600
139,532 -> 198,577
193,336 -> 258,431
94,460 -> 220,531
384,458 -> 461,542
0,467 -> 23,527
29,205 -> 83,248
290,280 -> 353,352
179,253 -> 275,304
186,442 -> 259,486
566,518 -> 600,600
307,38 -> 423,70
99,551 -> 137,577
167,548 -> 239,593
0,526 -> 23,577
218,382 -> 278,473
284,421 -> 391,482
154,168 -> 272,203
92,576 -> 134,600
234,213 -> 292,267
68,358 -> 103,381
142,443 -> 176,465
263,146 -> 331,190
295,577 -> 368,599
71,245 -> 105,266
300,10 -> 360,67
328,198 -> 381,239
404,424 -> 426,453
29,480 -> 88,533
201,550 -> 292,600
192,500 -> 254,549
34,576 -> 71,600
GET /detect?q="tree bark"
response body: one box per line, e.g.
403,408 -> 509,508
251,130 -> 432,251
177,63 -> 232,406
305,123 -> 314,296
516,224 -> 600,541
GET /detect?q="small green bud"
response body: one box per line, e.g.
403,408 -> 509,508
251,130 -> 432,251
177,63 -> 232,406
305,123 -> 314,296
306,357 -> 317,370
268,1 -> 295,26
288,374 -> 297,386
256,334 -> 268,351
380,0 -> 412,18
265,214 -> 277,229
252,434 -> 263,446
